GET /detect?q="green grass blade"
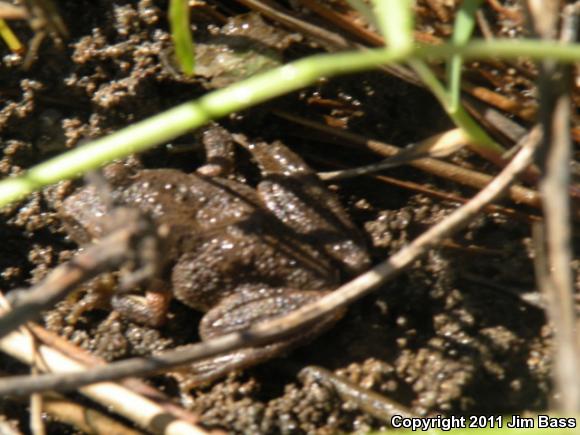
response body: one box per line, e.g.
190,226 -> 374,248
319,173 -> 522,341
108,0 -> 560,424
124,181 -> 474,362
411,59 -> 504,155
448,0 -> 484,111
371,0 -> 414,50
409,59 -> 451,106
169,0 -> 195,76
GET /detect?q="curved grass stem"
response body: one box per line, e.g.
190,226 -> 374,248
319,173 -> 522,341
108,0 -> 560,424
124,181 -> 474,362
0,39 -> 578,207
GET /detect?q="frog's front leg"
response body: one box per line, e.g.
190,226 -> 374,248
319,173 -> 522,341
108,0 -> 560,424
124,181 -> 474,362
184,284 -> 345,387
111,278 -> 172,327
242,140 -> 371,275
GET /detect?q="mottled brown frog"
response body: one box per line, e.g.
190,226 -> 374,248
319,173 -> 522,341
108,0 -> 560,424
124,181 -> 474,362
58,136 -> 370,384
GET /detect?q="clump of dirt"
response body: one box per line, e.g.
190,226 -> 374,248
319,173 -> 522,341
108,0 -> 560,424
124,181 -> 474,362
0,1 -> 563,434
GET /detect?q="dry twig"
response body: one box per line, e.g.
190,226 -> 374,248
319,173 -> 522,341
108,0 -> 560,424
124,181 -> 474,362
43,395 -> 144,435
319,128 -> 469,180
529,0 -> 580,413
299,366 -> 416,421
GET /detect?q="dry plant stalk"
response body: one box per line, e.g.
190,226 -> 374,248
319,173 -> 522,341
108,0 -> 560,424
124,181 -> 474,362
0,328 -> 208,435
529,0 -> 580,413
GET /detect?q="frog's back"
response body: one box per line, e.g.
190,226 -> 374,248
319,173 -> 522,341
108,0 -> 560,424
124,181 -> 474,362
119,169 -> 262,228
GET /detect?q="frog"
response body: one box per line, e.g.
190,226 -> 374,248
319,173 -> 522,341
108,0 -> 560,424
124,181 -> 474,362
57,130 -> 371,385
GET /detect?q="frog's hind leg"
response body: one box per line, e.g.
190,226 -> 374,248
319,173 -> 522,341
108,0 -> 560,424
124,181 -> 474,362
239,139 -> 371,275
182,284 -> 344,388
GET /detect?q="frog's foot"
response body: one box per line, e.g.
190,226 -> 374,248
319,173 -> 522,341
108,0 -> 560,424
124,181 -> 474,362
65,274 -> 117,325
183,284 -> 345,388
196,124 -> 235,177
110,279 -> 172,327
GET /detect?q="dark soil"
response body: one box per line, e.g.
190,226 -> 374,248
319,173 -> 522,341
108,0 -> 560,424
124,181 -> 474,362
0,1 -> 571,434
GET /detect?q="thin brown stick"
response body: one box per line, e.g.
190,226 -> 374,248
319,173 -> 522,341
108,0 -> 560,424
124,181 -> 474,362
530,0 -> 580,413
319,129 -> 468,180
462,81 -> 538,121
235,0 -> 353,49
309,151 -> 540,223
0,127 -> 541,396
371,174 -> 541,224
296,0 -> 385,46
299,366 -> 416,421
296,0 -> 442,45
